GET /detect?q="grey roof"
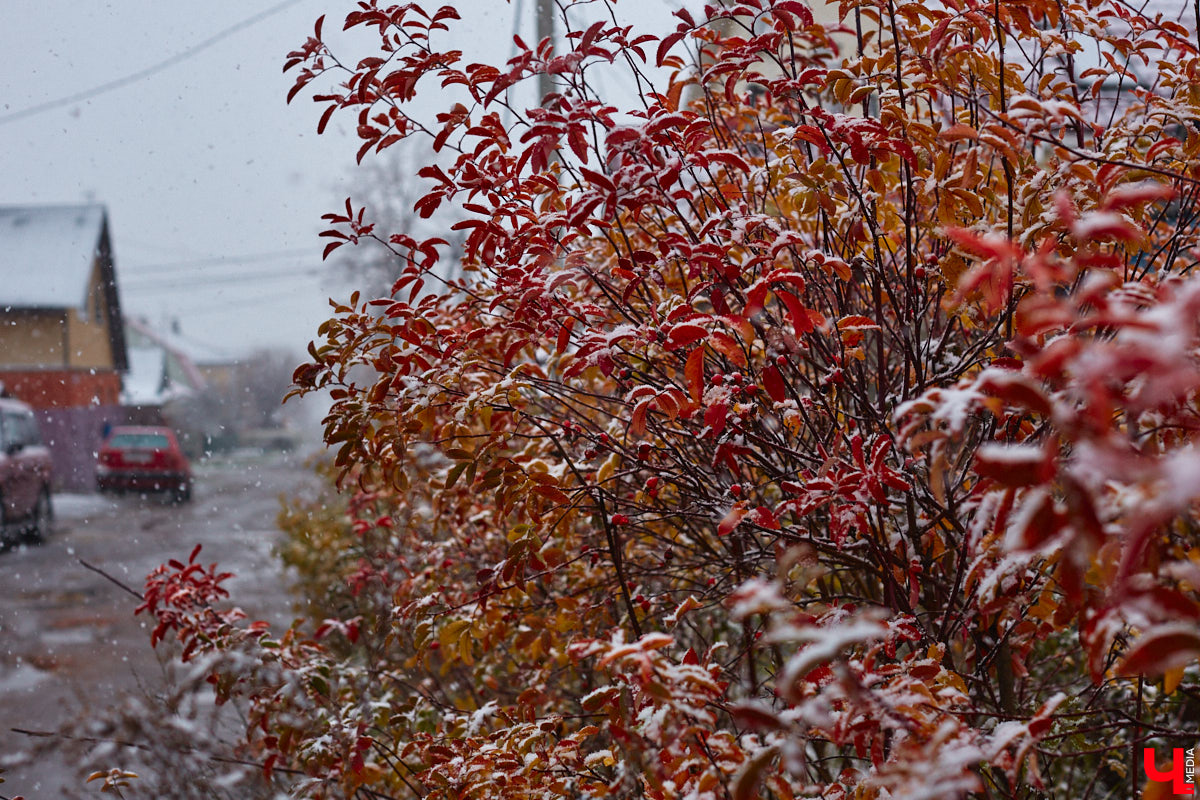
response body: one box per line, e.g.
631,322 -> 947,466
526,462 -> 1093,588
0,204 -> 108,310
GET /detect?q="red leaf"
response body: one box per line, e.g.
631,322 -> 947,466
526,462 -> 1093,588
774,1 -> 815,26
729,702 -> 784,730
656,31 -> 686,67
836,315 -> 880,332
556,318 -> 575,355
748,506 -> 779,530
976,371 -> 1052,416
1118,625 -> 1200,678
629,398 -> 653,438
776,289 -> 818,336
568,125 -> 589,163
974,442 -> 1055,487
718,502 -> 748,536
317,103 -> 337,135
792,125 -> 826,148
666,322 -> 708,350
414,193 -> 442,219
1103,180 -> 1174,211
763,364 -> 787,402
704,401 -> 728,436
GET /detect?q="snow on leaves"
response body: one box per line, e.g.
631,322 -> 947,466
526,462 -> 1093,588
133,0 -> 1200,796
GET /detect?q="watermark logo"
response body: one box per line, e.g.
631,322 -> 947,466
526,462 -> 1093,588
1145,747 -> 1196,795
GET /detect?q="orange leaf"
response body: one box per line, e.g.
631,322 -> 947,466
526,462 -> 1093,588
939,122 -> 979,141
629,398 -> 653,438
710,330 -> 747,367
685,348 -> 705,404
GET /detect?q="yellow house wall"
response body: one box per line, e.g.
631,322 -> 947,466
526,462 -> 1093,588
65,306 -> 113,368
0,262 -> 116,369
0,310 -> 68,366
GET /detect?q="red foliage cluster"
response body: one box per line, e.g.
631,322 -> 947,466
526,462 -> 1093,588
131,0 -> 1200,797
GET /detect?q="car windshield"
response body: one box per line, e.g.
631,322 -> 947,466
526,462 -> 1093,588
107,433 -> 170,450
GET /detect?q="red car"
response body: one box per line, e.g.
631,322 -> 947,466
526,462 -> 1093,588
96,426 -> 193,502
0,397 -> 54,544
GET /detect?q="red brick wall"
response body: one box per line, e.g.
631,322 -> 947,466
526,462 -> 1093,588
0,369 -> 122,409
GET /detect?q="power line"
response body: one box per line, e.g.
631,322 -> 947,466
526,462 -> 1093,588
122,265 -> 325,292
159,282 -> 329,314
122,248 -> 312,275
0,0 -> 306,126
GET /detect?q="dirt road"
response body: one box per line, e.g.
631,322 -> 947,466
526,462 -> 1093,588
0,451 -> 321,798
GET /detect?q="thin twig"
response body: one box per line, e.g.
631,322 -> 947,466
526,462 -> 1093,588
77,558 -> 145,601
10,727 -> 304,777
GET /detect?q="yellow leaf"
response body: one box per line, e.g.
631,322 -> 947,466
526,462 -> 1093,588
1163,665 -> 1185,695
597,453 -> 621,483
439,619 -> 471,650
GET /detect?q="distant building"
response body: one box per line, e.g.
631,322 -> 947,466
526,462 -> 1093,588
0,204 -> 129,489
121,316 -> 239,455
122,317 -> 209,411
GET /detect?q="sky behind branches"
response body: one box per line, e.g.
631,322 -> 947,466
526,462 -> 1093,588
0,0 -> 684,359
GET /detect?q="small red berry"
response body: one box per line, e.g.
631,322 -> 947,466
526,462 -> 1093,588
730,484 -> 742,497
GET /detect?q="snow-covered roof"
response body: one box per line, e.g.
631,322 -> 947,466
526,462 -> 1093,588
0,204 -> 108,310
125,316 -> 227,380
121,345 -> 170,406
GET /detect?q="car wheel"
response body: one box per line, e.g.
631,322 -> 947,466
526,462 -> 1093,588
26,488 -> 52,544
174,483 -> 193,504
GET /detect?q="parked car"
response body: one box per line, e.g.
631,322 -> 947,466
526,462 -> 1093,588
96,426 -> 193,502
0,396 -> 53,544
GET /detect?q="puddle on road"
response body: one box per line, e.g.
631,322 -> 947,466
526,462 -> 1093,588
41,627 -> 99,646
0,662 -> 51,693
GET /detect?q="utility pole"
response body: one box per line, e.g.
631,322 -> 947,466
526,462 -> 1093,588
535,0 -> 555,105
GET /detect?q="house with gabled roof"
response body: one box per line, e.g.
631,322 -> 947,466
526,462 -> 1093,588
122,316 -> 209,409
0,203 -> 129,488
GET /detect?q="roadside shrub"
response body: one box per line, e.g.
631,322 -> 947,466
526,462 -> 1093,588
133,1 -> 1200,797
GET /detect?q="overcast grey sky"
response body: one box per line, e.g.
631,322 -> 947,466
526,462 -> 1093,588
0,1 -> 683,360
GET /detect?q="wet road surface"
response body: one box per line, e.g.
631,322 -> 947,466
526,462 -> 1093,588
0,451 -> 321,798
